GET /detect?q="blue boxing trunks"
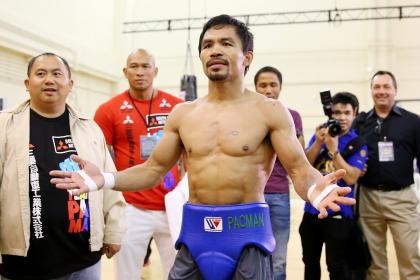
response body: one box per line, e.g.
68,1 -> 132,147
175,203 -> 276,280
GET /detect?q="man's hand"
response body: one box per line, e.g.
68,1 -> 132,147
324,133 -> 339,156
50,155 -> 104,196
360,163 -> 368,177
309,169 -> 355,219
102,243 -> 121,259
314,126 -> 327,145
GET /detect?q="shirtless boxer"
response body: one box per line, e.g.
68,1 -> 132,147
51,14 -> 354,280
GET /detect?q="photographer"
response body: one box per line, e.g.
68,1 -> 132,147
299,92 -> 368,280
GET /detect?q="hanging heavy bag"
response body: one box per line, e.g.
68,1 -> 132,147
180,74 -> 197,101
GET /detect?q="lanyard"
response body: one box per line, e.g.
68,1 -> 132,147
128,89 -> 155,134
375,117 -> 389,141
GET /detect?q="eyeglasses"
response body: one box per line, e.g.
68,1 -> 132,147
375,118 -> 383,135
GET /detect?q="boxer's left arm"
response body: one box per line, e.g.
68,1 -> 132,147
262,99 -> 355,218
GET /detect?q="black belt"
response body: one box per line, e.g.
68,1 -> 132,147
363,184 -> 409,192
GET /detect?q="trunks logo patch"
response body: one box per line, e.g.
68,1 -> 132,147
227,212 -> 265,231
204,216 -> 223,232
52,135 -> 76,154
147,113 -> 169,129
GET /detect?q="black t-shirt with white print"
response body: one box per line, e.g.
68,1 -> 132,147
0,109 -> 101,280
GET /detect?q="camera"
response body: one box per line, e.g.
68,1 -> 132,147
319,90 -> 341,137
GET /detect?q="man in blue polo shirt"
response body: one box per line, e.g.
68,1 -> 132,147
300,92 -> 368,280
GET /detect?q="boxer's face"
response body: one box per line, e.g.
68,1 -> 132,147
199,25 -> 252,82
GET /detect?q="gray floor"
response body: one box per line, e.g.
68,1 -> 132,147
102,188 -> 402,280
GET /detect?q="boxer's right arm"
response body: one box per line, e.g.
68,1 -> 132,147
113,116 -> 184,192
51,103 -> 186,194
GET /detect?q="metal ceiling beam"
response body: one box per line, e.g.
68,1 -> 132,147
123,5 -> 420,33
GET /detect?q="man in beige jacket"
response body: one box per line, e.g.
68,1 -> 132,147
0,52 -> 126,280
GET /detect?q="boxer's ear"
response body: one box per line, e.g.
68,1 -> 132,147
244,51 -> 253,67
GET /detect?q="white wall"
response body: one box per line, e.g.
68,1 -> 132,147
0,0 -> 419,136
0,0 -> 124,115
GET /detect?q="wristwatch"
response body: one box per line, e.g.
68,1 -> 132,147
328,150 -> 339,160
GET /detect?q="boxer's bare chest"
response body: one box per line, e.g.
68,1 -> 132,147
179,103 -> 268,157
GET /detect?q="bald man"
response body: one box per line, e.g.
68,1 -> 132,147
94,49 -> 184,280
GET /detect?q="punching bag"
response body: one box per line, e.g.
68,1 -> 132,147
180,74 -> 197,101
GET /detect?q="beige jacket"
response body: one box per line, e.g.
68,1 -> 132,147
0,100 -> 126,256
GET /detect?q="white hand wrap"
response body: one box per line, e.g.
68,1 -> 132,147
307,184 -> 317,202
102,172 -> 115,189
77,170 -> 98,192
308,183 -> 340,210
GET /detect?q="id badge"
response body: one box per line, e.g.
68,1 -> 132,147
140,135 -> 158,160
378,141 -> 394,162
